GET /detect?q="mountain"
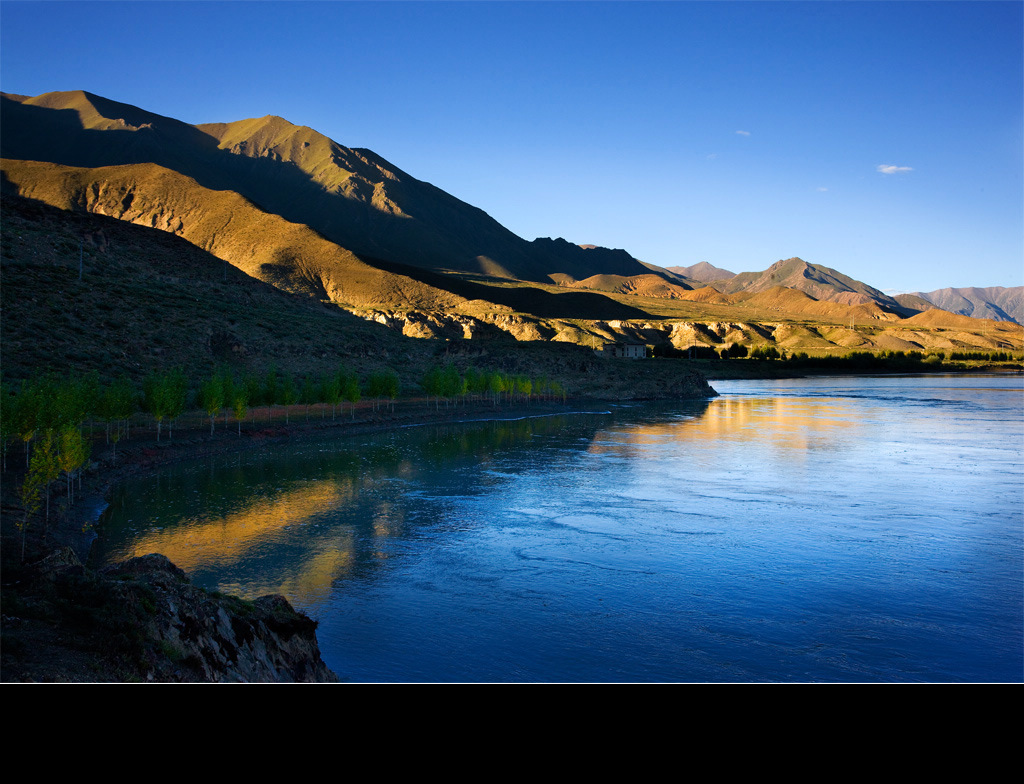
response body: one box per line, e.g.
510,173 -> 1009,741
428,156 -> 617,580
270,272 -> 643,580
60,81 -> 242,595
0,190 -> 714,400
715,257 -> 909,314
667,261 -> 736,284
907,286 -> 1024,325
892,293 -> 937,315
0,90 -> 657,284
552,272 -> 696,299
3,89 -> 1021,360
0,158 -> 470,312
0,190 -> 416,385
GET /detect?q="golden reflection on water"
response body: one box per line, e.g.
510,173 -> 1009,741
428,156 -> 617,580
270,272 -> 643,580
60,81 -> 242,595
589,396 -> 867,461
125,485 -> 352,577
372,500 -> 407,539
121,462 -> 423,601
114,396 -> 876,601
218,534 -> 357,602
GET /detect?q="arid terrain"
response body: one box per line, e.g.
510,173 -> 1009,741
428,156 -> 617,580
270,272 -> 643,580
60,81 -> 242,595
3,90 -> 1021,368
3,88 -> 1021,684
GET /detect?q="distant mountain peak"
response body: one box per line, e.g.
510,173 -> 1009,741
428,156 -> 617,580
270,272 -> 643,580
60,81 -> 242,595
716,256 -> 904,313
909,286 -> 1023,324
667,261 -> 736,284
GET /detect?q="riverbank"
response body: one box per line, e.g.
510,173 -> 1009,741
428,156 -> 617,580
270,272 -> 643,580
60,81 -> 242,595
1,394 -> 660,682
697,356 -> 1024,380
4,365 -> 1015,681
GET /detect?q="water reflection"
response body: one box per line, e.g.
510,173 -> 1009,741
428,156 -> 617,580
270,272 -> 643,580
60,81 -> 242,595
93,379 -> 1022,681
96,410 -> 705,603
590,395 -> 867,464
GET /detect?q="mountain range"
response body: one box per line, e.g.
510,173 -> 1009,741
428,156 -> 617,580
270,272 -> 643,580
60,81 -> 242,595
672,260 -> 1022,325
2,89 -> 1021,365
903,287 -> 1023,325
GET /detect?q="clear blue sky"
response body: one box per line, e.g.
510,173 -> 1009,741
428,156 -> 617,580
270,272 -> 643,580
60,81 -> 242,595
2,0 -> 1021,292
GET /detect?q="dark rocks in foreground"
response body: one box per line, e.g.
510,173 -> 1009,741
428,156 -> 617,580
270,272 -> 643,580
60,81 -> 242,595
2,549 -> 337,683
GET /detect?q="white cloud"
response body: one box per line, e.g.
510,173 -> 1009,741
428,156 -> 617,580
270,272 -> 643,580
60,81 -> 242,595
735,130 -> 751,136
816,187 -> 829,192
877,164 -> 913,174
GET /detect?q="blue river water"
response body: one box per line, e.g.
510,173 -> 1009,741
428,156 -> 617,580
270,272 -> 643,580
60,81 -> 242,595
92,374 -> 1024,682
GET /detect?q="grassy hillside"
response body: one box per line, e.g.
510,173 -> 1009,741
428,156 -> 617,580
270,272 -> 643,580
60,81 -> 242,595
0,191 -> 423,386
1,193 -> 718,400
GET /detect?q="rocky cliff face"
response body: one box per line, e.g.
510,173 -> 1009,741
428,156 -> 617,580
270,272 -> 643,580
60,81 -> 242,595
2,549 -> 338,683
100,554 -> 338,683
356,307 -> 790,353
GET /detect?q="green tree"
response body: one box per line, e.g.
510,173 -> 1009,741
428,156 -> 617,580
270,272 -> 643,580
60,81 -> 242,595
366,369 -> 399,413
263,367 -> 280,410
144,371 -> 176,441
487,371 -> 507,407
232,388 -> 249,436
382,369 -> 400,412
58,425 -> 89,504
219,368 -> 236,429
244,373 -> 263,408
323,371 -> 342,419
100,374 -> 137,444
31,429 -> 60,527
439,364 -> 462,407
12,376 -> 43,466
514,375 -> 533,404
280,374 -> 298,423
464,367 -> 485,402
422,365 -> 442,409
200,373 -> 225,435
343,371 -> 361,420
164,368 -> 188,440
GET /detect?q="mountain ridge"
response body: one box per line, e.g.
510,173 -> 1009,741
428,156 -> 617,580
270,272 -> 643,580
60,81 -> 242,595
3,88 -> 1021,357
907,286 -> 1023,325
1,90 -> 662,283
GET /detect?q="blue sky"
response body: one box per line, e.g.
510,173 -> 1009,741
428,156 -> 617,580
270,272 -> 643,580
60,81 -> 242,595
2,1 -> 1021,292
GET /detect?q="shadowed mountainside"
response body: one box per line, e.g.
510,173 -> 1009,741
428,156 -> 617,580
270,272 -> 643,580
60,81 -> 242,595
0,158 -> 652,323
2,89 -> 1019,359
1,192 -> 708,395
1,91 -> 660,283
0,190 -> 423,385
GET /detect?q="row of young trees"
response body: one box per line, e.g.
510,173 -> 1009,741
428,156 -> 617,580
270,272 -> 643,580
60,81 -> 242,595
947,350 -> 1019,362
654,343 -> 1022,363
786,349 -> 1023,367
2,362 -> 566,464
420,364 -> 567,409
1,362 -> 570,557
137,365 -> 393,436
0,373 -> 98,560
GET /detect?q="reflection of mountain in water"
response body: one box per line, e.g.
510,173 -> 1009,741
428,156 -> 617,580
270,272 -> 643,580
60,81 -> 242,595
589,395 -> 865,467
97,405 -> 728,601
98,409 -> 722,600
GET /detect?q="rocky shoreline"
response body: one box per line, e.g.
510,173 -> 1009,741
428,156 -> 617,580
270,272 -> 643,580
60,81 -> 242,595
3,547 -> 338,682
2,375 -> 716,683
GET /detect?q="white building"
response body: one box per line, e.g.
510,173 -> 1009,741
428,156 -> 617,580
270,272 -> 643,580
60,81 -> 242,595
598,343 -> 647,359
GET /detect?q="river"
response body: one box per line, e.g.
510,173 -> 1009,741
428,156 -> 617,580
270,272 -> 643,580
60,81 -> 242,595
91,374 -> 1024,682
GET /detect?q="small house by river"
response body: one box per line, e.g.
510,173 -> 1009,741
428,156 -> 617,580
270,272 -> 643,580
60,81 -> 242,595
598,343 -> 647,359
